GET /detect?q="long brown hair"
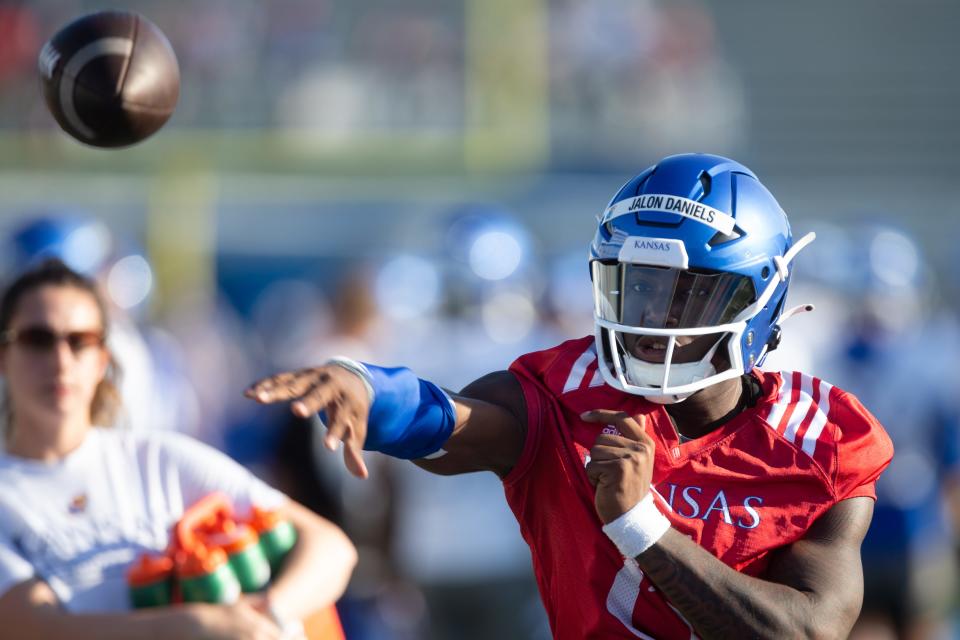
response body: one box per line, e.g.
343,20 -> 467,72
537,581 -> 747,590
0,259 -> 122,427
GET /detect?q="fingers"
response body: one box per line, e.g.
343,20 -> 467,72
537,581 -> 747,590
583,411 -> 657,524
291,378 -> 341,419
321,392 -> 364,447
587,437 -> 653,486
581,409 -> 651,444
247,615 -> 282,640
589,442 -> 640,462
322,400 -> 370,479
245,368 -> 326,403
586,426 -> 655,491
246,365 -> 373,480
232,601 -> 283,640
585,457 -> 625,487
240,592 -> 269,614
342,439 -> 369,479
251,616 -> 283,640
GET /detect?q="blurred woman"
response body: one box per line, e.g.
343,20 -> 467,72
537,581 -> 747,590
0,260 -> 356,639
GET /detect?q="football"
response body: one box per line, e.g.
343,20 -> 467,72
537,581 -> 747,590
38,10 -> 180,148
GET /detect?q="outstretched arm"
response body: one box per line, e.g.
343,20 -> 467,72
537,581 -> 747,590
584,410 -> 871,640
412,370 -> 527,478
246,365 -> 527,479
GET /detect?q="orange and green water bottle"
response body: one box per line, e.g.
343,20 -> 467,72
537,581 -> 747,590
205,519 -> 272,593
127,492 -> 346,639
176,545 -> 242,605
127,553 -> 174,608
249,506 -> 298,573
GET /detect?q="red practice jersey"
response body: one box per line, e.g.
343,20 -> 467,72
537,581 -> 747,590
505,336 -> 893,639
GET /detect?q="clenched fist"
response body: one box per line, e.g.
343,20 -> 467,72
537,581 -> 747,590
582,410 -> 656,524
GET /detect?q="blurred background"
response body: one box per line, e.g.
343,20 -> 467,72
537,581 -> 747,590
1,0 -> 959,638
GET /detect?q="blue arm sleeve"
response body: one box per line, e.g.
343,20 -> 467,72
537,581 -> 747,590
322,363 -> 456,460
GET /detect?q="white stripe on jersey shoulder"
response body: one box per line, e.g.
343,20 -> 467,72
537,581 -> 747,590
801,379 -> 834,457
764,372 -> 793,434
782,374 -> 815,444
588,366 -> 605,388
562,343 -> 597,394
764,371 -> 835,460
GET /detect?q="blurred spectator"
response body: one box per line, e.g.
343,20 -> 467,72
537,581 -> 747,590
3,213 -> 198,436
0,259 -> 356,637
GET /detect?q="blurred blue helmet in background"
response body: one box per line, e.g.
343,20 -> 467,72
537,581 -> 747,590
443,203 -> 533,284
9,213 -> 113,275
590,153 -> 814,402
8,213 -> 154,313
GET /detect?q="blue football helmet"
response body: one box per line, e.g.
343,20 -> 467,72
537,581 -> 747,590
9,214 -> 113,275
590,153 -> 815,403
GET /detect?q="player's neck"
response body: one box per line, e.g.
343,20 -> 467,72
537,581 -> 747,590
664,376 -> 745,440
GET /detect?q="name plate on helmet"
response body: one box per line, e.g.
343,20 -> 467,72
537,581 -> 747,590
601,194 -> 736,235
618,237 -> 689,268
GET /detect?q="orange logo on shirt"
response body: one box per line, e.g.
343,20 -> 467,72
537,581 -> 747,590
68,494 -> 88,514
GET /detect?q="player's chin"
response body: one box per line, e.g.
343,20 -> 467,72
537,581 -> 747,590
631,345 -> 668,363
629,338 -> 704,364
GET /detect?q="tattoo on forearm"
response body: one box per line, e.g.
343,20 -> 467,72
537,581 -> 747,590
636,533 -> 795,639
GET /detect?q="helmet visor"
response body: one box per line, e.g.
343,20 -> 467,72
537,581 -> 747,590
592,262 -> 755,329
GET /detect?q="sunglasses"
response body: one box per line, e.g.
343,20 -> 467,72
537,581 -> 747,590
1,326 -> 106,353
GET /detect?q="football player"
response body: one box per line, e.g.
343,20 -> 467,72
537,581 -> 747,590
248,153 -> 893,639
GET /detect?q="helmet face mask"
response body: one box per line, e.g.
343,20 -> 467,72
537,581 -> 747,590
589,153 -> 813,402
595,310 -> 748,403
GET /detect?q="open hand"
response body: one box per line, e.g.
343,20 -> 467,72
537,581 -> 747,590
246,365 -> 370,478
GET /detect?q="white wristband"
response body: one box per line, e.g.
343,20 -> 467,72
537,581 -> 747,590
325,356 -> 375,403
602,492 -> 671,558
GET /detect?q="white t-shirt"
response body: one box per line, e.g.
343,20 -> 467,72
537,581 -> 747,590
0,428 -> 285,612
